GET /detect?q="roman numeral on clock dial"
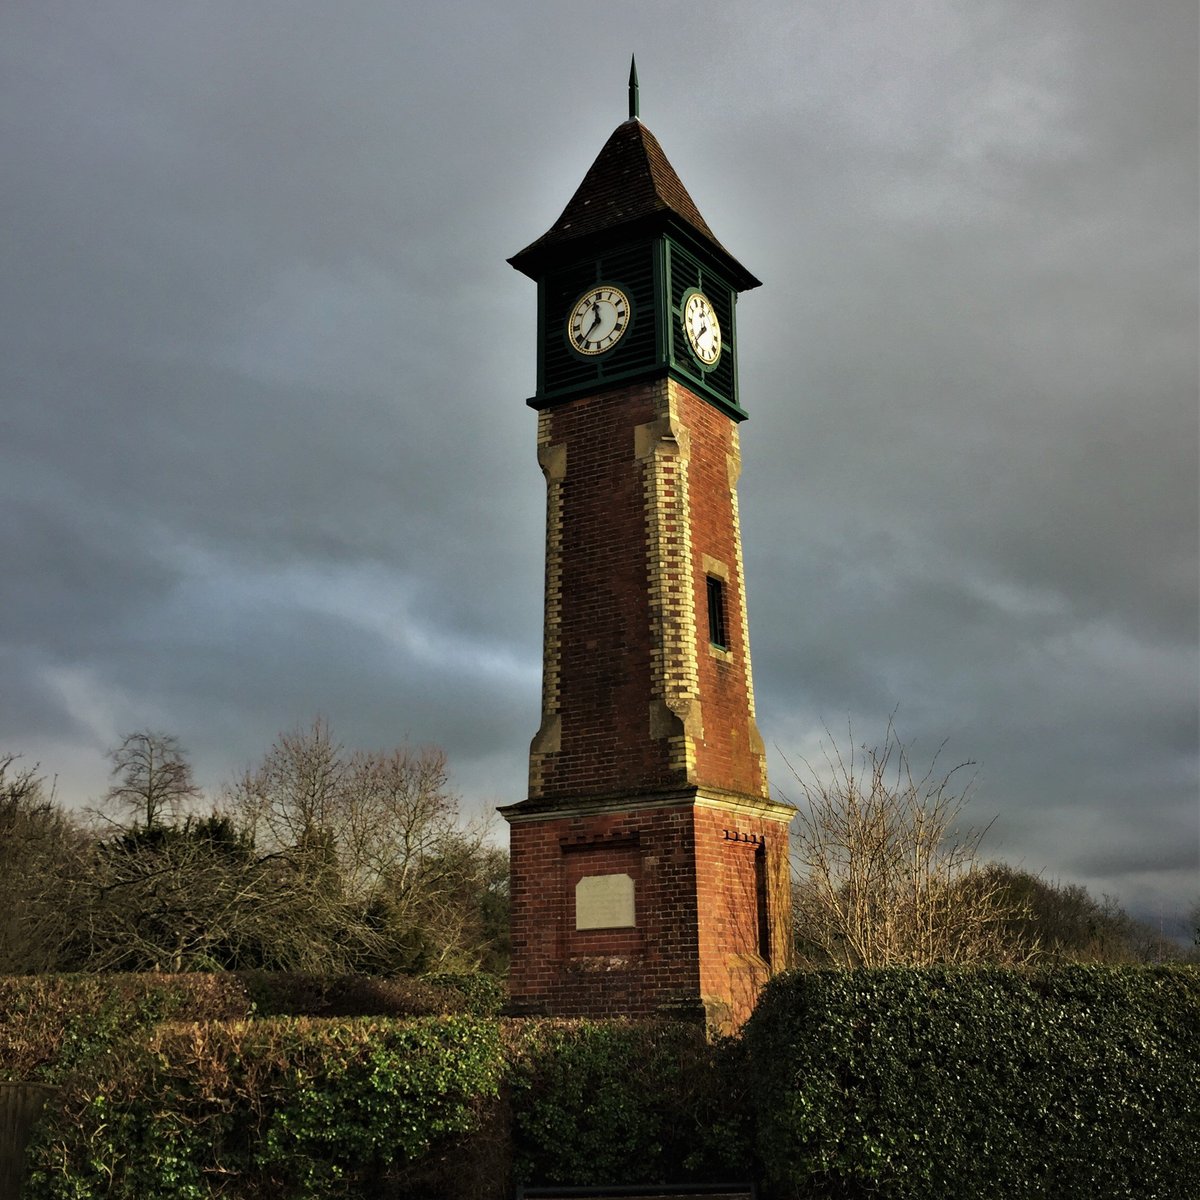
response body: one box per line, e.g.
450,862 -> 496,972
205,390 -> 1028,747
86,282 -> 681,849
567,285 -> 632,356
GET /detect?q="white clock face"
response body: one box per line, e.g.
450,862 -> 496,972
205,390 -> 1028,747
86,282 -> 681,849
682,291 -> 721,366
567,285 -> 631,355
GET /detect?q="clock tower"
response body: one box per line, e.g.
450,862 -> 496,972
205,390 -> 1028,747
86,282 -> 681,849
500,63 -> 792,1033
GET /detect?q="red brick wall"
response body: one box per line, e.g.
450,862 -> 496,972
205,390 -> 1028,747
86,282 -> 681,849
677,387 -> 766,798
536,381 -> 685,798
507,803 -> 702,1019
534,379 -> 765,801
693,804 -> 793,1028
508,799 -> 790,1029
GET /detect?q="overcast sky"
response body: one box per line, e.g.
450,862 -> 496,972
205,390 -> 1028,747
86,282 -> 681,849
2,1 -> 1196,934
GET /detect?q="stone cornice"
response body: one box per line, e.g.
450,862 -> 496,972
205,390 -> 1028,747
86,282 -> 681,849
500,786 -> 794,825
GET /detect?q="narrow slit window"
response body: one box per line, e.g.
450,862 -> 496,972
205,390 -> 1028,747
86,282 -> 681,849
706,575 -> 728,649
755,842 -> 771,963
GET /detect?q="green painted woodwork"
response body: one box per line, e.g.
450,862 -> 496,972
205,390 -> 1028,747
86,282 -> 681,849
538,241 -> 655,398
514,100 -> 756,424
652,237 -> 669,366
528,230 -> 747,422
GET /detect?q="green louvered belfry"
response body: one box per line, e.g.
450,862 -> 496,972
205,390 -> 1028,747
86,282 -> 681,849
508,114 -> 760,423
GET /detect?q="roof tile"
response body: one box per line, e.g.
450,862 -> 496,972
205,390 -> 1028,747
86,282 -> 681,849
509,118 -> 759,291
512,119 -> 718,259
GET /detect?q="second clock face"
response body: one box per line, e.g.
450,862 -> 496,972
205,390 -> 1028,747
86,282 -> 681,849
567,285 -> 631,355
682,291 -> 722,366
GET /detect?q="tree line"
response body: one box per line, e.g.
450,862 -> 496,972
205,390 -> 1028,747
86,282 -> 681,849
785,724 -> 1197,968
2,721 -> 1192,978
0,722 -> 508,977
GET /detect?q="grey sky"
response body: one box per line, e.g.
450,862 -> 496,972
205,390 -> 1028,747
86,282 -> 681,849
2,1 -> 1196,933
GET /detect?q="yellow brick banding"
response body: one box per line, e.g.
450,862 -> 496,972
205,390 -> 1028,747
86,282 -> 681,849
727,429 -> 769,794
638,381 -> 702,777
530,413 -> 565,797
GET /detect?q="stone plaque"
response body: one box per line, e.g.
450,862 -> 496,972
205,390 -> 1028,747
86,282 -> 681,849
575,873 -> 635,930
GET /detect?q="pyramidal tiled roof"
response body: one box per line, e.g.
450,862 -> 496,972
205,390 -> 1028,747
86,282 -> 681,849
509,119 -> 756,287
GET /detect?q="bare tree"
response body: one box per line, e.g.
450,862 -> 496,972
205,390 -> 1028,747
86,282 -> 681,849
103,731 -> 202,829
225,719 -> 504,974
0,755 -> 88,972
785,723 -> 1032,967
60,726 -> 351,973
63,812 -> 359,973
401,835 -> 510,973
233,717 -> 343,852
0,752 -> 282,974
229,716 -> 346,908
2,725 -> 507,976
339,745 -> 458,898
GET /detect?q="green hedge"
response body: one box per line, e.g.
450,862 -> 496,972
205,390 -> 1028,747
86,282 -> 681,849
0,973 -> 252,1081
506,1019 -> 748,1187
21,1017 -> 734,1199
236,971 -> 499,1018
26,1016 -> 503,1200
744,966 -> 1200,1200
5,975 -> 729,1199
9,968 -> 1197,1198
425,972 -> 507,1017
0,971 -> 504,1083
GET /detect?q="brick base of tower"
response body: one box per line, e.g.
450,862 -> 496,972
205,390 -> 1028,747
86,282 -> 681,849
504,788 -> 792,1034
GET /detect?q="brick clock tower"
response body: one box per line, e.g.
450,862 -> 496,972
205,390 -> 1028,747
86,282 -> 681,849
501,64 -> 792,1033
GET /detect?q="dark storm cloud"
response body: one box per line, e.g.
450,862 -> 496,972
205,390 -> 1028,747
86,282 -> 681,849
1,1 -> 1194,925
716,0 -> 1198,928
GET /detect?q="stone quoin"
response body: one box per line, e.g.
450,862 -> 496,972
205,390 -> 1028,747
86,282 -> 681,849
500,60 -> 793,1034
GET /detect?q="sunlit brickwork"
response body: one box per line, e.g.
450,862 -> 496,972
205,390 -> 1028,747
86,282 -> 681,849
506,375 -> 791,1031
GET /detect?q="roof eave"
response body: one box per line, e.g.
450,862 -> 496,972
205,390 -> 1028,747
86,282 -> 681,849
508,211 -> 760,292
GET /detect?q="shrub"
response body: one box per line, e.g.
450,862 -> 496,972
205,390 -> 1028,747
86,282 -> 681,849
24,967 -> 1192,1199
744,966 -> 1200,1200
506,1019 -> 750,1188
0,970 -> 500,1083
235,971 -> 473,1018
425,972 -> 506,1016
25,1015 -> 503,1200
0,973 -> 252,1080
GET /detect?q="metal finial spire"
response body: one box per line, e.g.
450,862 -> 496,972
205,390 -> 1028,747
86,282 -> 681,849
628,54 -> 639,120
